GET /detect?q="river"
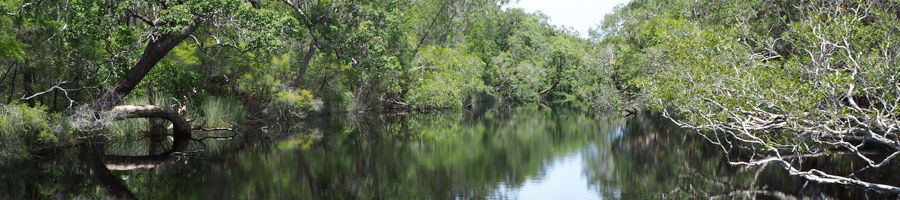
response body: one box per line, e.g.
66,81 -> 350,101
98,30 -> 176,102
1,106 -> 896,199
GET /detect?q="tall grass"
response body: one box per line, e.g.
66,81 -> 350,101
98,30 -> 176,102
198,97 -> 245,127
105,95 -> 246,137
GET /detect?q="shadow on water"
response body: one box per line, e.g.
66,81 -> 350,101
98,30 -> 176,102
1,106 -> 899,199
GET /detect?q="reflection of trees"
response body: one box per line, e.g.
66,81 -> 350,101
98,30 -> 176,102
225,107 -> 624,199
579,116 -> 894,199
88,158 -> 135,199
582,115 -> 752,199
8,109 -> 896,198
0,148 -> 100,199
104,107 -> 626,199
103,136 -> 191,171
0,135 -> 195,199
0,110 -> 760,199
91,133 -> 195,199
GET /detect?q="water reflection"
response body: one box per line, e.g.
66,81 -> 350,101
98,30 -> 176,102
90,135 -> 193,199
502,152 -> 599,200
2,107 -> 898,199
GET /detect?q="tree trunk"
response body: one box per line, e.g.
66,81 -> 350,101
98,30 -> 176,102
413,0 -> 450,54
292,41 -> 317,88
6,66 -> 16,103
93,33 -> 191,110
22,68 -> 34,106
111,105 -> 192,138
89,156 -> 137,199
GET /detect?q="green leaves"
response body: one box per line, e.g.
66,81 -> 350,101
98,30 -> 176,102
408,46 -> 487,109
599,0 -> 899,151
0,33 -> 24,62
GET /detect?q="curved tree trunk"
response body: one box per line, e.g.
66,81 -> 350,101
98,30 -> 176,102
99,105 -> 192,171
89,157 -> 137,199
111,105 -> 191,138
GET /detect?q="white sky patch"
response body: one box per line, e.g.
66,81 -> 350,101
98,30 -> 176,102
508,0 -> 631,37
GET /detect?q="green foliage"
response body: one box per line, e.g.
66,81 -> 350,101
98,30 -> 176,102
0,0 -> 622,153
143,63 -> 205,101
273,89 -> 319,111
0,3 -> 24,62
234,52 -> 292,98
1,0 -> 618,117
596,0 -> 899,149
0,104 -> 61,158
0,104 -> 55,141
462,8 -> 616,108
408,47 -> 487,109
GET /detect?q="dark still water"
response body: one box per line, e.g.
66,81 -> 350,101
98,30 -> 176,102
1,107 -> 895,199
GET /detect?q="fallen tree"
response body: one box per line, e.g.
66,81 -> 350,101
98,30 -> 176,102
111,105 -> 191,137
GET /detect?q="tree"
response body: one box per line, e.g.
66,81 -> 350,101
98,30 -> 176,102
93,0 -> 264,110
598,0 -> 900,193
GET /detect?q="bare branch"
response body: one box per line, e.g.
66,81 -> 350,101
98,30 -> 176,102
20,81 -> 77,108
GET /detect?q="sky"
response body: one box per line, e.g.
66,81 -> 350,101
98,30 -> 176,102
508,0 -> 631,37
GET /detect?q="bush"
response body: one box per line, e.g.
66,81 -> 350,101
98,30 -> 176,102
0,104 -> 61,158
268,89 -> 323,118
408,47 -> 489,109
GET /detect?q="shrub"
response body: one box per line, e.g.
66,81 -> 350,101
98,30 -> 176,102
0,104 -> 61,158
408,47 -> 489,109
269,89 -> 323,118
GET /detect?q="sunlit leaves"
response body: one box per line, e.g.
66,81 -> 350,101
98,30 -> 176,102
600,0 -> 899,150
408,46 -> 487,108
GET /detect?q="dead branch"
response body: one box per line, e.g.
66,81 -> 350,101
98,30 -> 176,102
656,1 -> 900,193
20,81 -> 77,108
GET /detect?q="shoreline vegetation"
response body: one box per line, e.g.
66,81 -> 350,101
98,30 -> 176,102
1,0 -> 898,195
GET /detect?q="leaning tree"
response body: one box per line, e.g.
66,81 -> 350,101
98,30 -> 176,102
63,0 -> 287,137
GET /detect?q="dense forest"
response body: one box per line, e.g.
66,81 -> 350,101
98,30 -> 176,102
0,0 -> 898,195
0,0 -> 613,151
